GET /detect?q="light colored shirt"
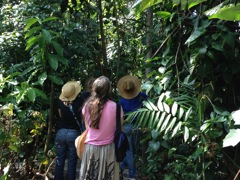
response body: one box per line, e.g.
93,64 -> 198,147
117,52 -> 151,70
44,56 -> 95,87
82,100 -> 123,145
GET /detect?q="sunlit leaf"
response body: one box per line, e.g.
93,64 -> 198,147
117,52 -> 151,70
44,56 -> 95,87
38,72 -> 47,85
42,159 -> 49,165
160,114 -> 171,133
156,11 -> 171,20
163,102 -> 170,113
171,121 -> 182,138
165,117 -> 176,134
42,17 -> 58,23
223,129 -> 240,147
185,27 -> 207,45
184,107 -> 192,121
153,111 -> 161,128
157,100 -> 164,111
26,36 -> 40,50
205,3 -> 240,21
184,126 -> 189,142
188,0 -> 207,9
148,111 -> 155,128
8,145 -> 19,152
133,0 -> 163,14
25,26 -> 41,39
171,102 -> 178,116
137,111 -> 146,127
156,112 -> 166,131
231,110 -> 240,125
25,17 -> 39,31
145,100 -> 158,111
144,101 -> 153,110
143,111 -> 150,127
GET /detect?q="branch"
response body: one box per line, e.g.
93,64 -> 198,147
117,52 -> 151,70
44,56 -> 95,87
151,27 -> 178,58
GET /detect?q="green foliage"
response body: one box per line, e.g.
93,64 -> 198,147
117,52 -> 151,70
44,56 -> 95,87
205,3 -> 240,21
1,0 -> 240,179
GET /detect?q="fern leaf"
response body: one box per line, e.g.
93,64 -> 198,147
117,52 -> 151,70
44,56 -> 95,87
164,117 -> 177,135
171,121 -> 183,138
160,114 -> 171,133
156,112 -> 166,131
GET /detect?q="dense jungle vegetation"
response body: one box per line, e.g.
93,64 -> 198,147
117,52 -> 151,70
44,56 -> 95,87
0,0 -> 240,179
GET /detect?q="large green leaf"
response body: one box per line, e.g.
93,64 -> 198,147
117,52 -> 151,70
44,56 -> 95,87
185,27 -> 207,45
33,88 -> 47,99
223,129 -> 240,147
42,29 -> 51,43
25,26 -> 41,39
42,17 -> 58,23
51,41 -> 63,56
48,75 -> 63,85
25,35 -> 41,50
25,17 -> 39,31
26,87 -> 36,102
47,54 -> 59,70
133,0 -> 163,14
173,0 -> 207,10
148,140 -> 160,152
205,3 -> 240,21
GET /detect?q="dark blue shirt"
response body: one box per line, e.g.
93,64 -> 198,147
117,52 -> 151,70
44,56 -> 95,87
119,92 -> 147,123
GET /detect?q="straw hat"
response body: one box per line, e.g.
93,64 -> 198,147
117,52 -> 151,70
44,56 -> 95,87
59,81 -> 81,101
117,75 -> 141,99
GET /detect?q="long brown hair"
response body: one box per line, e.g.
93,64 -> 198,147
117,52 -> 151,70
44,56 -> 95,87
85,76 -> 111,129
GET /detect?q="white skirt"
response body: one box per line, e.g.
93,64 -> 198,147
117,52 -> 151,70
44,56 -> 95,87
79,143 -> 120,180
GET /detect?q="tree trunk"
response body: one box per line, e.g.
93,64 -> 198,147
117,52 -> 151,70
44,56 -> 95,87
97,0 -> 108,75
144,7 -> 153,79
43,81 -> 54,164
114,0 -> 121,89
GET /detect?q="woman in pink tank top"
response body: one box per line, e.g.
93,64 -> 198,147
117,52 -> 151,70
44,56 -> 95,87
79,76 -> 124,180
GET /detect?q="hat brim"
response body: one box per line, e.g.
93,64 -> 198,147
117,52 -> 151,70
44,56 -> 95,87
117,75 -> 141,99
59,81 -> 81,101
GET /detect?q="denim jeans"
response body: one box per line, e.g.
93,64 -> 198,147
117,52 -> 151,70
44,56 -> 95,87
55,128 -> 80,180
120,124 -> 136,178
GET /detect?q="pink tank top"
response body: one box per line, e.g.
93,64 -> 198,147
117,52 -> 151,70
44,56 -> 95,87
82,100 -> 123,145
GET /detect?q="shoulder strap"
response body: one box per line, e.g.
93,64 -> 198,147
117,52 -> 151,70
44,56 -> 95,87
116,103 -> 121,132
70,104 -> 83,133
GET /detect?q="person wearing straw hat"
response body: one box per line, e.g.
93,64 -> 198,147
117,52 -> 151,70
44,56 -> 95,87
117,75 -> 148,180
55,81 -> 84,180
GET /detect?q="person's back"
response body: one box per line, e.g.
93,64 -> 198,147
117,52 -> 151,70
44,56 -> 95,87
117,75 -> 147,180
55,81 -> 83,180
79,76 -> 123,180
